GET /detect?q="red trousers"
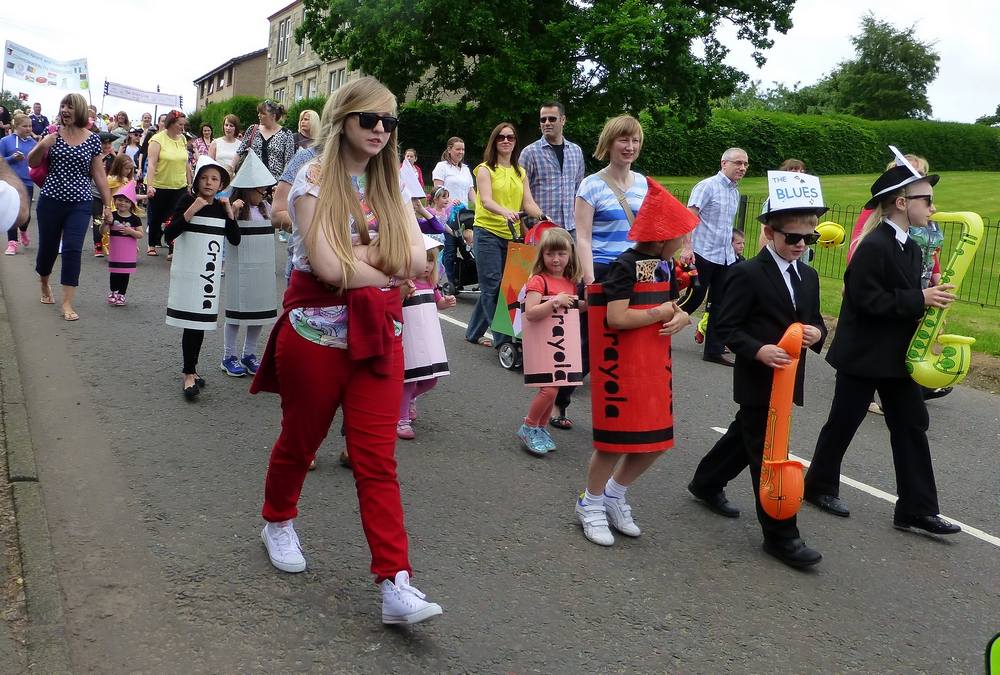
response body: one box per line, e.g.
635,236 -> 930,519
524,386 -> 558,427
261,323 -> 411,582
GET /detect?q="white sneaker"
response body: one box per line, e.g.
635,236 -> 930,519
261,520 -> 306,573
575,499 -> 614,546
605,496 -> 641,537
380,571 -> 442,625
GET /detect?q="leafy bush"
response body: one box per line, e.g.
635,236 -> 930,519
189,96 -> 263,139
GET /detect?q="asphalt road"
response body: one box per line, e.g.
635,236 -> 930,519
1,237 -> 998,673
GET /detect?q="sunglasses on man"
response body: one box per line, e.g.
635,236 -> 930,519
352,112 -> 399,133
775,230 -> 820,245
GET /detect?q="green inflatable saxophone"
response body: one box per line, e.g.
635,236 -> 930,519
906,211 -> 984,388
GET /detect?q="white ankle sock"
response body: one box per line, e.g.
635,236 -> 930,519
581,489 -> 604,506
604,478 -> 628,500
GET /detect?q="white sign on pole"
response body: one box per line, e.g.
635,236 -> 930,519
3,40 -> 89,90
104,80 -> 182,108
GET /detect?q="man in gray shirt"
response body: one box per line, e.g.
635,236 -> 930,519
681,147 -> 748,366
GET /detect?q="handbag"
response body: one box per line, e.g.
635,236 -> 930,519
29,148 -> 49,188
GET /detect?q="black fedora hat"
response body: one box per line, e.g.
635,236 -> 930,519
865,147 -> 939,208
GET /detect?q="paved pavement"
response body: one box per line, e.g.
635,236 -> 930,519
0,238 -> 998,673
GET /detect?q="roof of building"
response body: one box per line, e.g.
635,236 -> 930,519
267,0 -> 301,21
192,48 -> 268,85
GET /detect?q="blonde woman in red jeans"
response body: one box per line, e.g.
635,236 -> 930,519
251,77 -> 442,625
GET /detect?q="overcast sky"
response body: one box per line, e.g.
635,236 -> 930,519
2,0 -> 996,124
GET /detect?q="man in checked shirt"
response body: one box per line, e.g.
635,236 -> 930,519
680,147 -> 749,367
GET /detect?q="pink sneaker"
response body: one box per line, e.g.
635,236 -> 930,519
107,292 -> 117,305
4,241 -> 17,255
18,230 -> 29,247
396,421 -> 415,440
114,293 -> 127,306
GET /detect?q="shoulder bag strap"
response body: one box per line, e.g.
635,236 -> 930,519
598,170 -> 635,225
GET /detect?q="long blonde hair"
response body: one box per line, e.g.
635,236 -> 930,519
530,228 -> 582,282
307,77 -> 412,284
856,154 -> 930,248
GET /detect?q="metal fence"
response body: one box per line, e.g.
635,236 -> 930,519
673,191 -> 1000,308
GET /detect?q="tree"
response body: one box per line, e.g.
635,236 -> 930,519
975,105 -> 1000,127
824,14 -> 939,120
0,90 -> 29,115
297,0 -> 796,131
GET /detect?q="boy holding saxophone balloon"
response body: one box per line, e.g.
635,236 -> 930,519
804,148 -> 961,536
688,171 -> 828,568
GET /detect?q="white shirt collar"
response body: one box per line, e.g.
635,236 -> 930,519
765,243 -> 798,274
885,218 -> 909,246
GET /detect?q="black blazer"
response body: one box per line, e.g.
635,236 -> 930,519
713,249 -> 827,407
826,221 -> 924,379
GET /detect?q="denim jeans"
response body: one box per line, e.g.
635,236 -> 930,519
35,195 -> 90,287
465,227 -> 511,348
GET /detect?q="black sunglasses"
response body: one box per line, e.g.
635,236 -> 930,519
906,194 -> 933,205
353,112 -> 398,133
496,133 -> 516,142
540,116 -> 560,123
775,231 -> 820,245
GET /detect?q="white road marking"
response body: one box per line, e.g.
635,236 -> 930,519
707,427 -> 1000,548
440,313 -> 1000,548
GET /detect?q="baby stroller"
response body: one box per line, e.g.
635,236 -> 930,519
494,217 -> 558,370
441,206 -> 478,296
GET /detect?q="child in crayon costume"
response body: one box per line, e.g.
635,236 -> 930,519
104,180 -> 144,306
165,155 -> 241,400
220,151 -> 279,378
517,227 -> 583,456
396,235 -> 457,440
575,178 -> 697,546
688,171 -> 828,568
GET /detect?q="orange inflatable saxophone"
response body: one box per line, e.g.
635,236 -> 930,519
759,323 -> 805,520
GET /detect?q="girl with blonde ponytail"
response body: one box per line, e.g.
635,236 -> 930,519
251,77 -> 442,626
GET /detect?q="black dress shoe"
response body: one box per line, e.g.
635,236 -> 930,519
763,538 -> 822,569
687,482 -> 740,518
805,493 -> 851,517
183,383 -> 200,401
893,513 -> 961,535
921,386 -> 952,400
194,376 -> 207,388
703,354 -> 735,367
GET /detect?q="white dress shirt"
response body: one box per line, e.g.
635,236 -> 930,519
885,218 -> 910,249
765,244 -> 800,308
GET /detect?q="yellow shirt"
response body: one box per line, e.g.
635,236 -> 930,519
473,163 -> 524,239
149,130 -> 188,189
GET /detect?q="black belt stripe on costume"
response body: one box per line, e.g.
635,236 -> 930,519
402,293 -> 436,308
403,362 -> 449,380
239,225 -> 275,236
586,290 -> 671,307
225,309 -> 279,320
166,308 -> 217,323
108,261 -> 136,270
524,372 -> 585,385
593,426 -> 674,445
183,223 -> 228,236
109,231 -> 131,237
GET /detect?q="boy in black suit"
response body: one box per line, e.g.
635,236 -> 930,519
688,171 -> 828,568
804,153 -> 960,536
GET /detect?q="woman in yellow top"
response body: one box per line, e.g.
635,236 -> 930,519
145,110 -> 191,256
465,122 -> 542,349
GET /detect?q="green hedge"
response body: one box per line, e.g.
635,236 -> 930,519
193,99 -> 1000,178
187,96 -> 263,139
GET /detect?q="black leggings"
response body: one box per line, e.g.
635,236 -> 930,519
109,272 -> 130,294
147,187 -> 186,247
181,329 -> 205,375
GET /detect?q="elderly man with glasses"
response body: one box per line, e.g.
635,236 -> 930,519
680,147 -> 749,367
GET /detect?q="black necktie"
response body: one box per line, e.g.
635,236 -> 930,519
787,262 -> 802,314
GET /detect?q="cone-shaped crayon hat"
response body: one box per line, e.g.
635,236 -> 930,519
193,154 -> 232,190
628,177 -> 699,242
231,151 -> 277,189
112,180 -> 139,206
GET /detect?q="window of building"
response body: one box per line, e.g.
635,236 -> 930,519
200,82 -> 206,98
294,81 -> 303,101
227,67 -> 234,86
276,18 -> 291,64
298,37 -> 306,56
273,87 -> 285,102
218,73 -> 225,88
208,81 -> 214,94
307,78 -> 317,97
329,68 -> 346,93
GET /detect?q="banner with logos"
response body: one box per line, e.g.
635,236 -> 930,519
103,80 -> 182,108
3,40 -> 89,90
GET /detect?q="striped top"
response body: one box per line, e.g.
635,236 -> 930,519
688,171 -> 740,265
577,171 -> 648,265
